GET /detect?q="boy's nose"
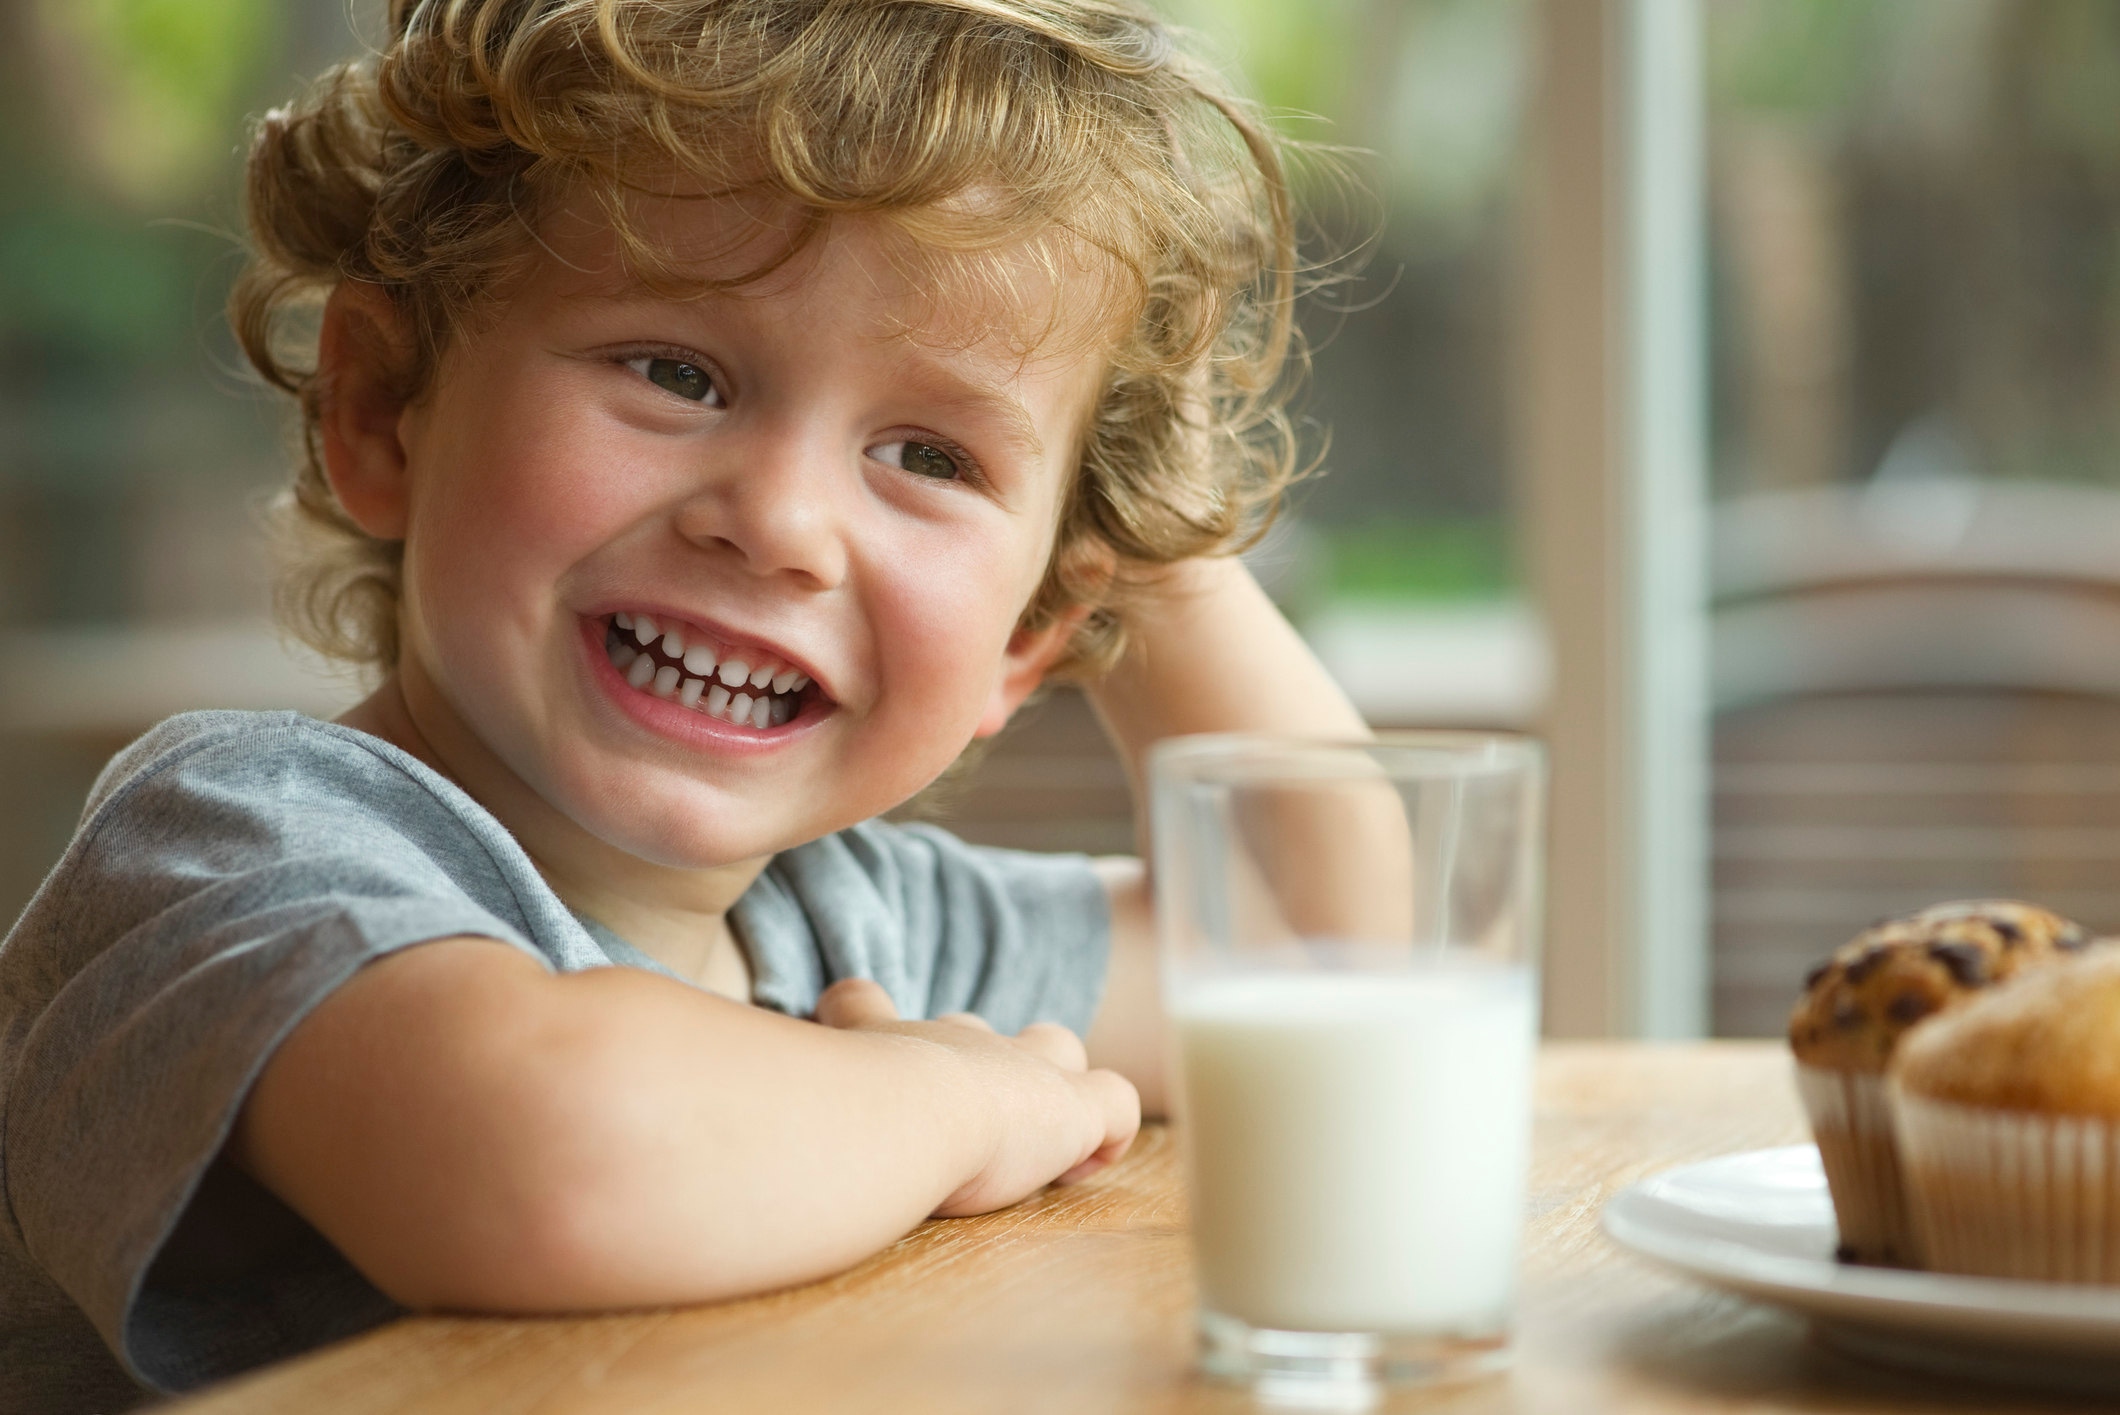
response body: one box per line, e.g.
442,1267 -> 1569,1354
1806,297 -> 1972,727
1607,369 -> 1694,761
670,430 -> 850,590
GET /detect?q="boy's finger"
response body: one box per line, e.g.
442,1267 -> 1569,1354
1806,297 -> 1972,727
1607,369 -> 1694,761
936,1011 -> 995,1033
815,977 -> 900,1029
1012,1021 -> 1087,1071
1057,1069 -> 1142,1184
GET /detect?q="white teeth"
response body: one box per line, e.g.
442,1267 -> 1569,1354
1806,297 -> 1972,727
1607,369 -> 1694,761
612,624 -> 807,721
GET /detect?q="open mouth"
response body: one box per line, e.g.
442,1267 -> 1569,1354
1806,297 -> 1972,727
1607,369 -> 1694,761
601,611 -> 820,731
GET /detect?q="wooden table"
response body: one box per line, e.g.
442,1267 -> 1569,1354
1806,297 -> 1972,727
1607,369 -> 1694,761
171,1042 -> 2101,1413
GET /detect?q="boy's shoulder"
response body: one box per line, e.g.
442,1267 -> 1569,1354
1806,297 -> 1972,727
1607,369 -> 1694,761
65,709 -> 543,901
8,709 -> 572,996
85,708 -> 467,827
0,710 -> 553,1404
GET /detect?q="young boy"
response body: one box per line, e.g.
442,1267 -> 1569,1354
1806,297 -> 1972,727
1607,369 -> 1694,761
0,0 -> 1366,1407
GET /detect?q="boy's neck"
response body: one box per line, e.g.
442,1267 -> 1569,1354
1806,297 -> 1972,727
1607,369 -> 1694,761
338,674 -> 766,998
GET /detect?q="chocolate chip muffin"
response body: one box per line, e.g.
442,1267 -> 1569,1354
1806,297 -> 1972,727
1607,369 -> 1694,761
1787,900 -> 2090,1265
1789,901 -> 2089,1073
1893,947 -> 2120,1281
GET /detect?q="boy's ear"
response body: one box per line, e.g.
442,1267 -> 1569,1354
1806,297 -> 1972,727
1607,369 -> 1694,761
973,603 -> 1094,739
316,283 -> 418,540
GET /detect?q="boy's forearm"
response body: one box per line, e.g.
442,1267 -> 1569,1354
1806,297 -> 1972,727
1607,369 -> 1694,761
501,966 -> 992,1306
235,940 -> 993,1312
1087,555 -> 1367,843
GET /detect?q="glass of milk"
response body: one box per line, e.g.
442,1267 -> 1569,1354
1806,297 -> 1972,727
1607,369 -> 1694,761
1151,732 -> 1544,1398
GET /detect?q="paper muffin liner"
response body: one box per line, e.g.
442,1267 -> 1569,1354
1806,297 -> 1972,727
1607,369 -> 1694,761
1795,1064 -> 1918,1266
1894,1090 -> 2120,1282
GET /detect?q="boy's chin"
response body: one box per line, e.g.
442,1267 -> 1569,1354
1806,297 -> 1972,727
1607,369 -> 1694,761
563,735 -> 974,868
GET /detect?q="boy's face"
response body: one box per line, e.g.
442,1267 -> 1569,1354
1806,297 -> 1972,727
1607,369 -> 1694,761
368,198 -> 1107,869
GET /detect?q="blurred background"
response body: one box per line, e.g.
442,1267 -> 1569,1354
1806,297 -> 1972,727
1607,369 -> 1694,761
6,0 -> 2120,1037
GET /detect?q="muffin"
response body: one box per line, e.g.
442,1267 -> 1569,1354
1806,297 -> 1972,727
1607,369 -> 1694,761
1787,900 -> 2090,1265
1893,948 -> 2120,1282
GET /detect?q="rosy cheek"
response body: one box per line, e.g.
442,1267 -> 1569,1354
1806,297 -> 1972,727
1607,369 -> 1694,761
429,394 -> 631,565
883,534 -> 1040,700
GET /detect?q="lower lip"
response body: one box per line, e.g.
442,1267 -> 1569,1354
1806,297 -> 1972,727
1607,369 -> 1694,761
579,616 -> 826,753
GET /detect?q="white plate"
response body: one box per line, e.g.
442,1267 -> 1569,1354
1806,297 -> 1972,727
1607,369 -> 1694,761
1602,1145 -> 2120,1392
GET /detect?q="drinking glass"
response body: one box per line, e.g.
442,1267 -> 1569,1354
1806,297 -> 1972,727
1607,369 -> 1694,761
1151,731 -> 1546,1398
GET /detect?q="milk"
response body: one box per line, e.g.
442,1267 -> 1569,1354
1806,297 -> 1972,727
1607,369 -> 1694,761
1173,961 -> 1537,1336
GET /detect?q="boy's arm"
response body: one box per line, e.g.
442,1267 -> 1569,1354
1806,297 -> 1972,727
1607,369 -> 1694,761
1081,555 -> 1369,1114
230,938 -> 1136,1312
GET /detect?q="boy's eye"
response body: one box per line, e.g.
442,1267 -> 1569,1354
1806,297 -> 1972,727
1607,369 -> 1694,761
626,356 -> 718,404
870,440 -> 961,480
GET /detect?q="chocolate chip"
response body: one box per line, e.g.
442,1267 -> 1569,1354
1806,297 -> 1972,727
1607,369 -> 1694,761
1990,917 -> 2021,945
1832,1000 -> 1863,1029
1843,945 -> 1892,984
1887,991 -> 1938,1024
1927,940 -> 1990,986
1801,961 -> 1832,992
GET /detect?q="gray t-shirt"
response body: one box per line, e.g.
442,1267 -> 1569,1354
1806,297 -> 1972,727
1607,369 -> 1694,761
0,710 -> 1110,1411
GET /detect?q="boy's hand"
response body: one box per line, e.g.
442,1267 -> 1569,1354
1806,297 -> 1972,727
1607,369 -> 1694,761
814,978 -> 1140,1217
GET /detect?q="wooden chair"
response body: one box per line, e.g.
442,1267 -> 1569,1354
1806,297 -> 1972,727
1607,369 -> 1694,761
1709,479 -> 2120,1034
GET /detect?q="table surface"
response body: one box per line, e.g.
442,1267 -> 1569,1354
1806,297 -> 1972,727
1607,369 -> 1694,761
169,1041 -> 2103,1414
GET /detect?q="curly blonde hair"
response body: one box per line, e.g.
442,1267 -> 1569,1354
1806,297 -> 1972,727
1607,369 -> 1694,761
232,0 -> 1307,679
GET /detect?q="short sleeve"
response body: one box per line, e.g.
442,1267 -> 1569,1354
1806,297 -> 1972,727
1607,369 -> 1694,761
0,716 -> 551,1393
731,820 -> 1112,1034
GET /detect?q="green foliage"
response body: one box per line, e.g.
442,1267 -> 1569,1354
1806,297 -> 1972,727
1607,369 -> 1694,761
1709,0 -> 1885,118
1323,518 -> 1513,603
0,207 -> 202,359
1145,0 -> 1524,262
37,0 -> 281,202
2024,0 -> 2120,164
0,1 -> 277,357
1156,0 -> 1357,123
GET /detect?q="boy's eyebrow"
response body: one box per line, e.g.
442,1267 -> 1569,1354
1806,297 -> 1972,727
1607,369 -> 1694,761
913,378 -> 1046,460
